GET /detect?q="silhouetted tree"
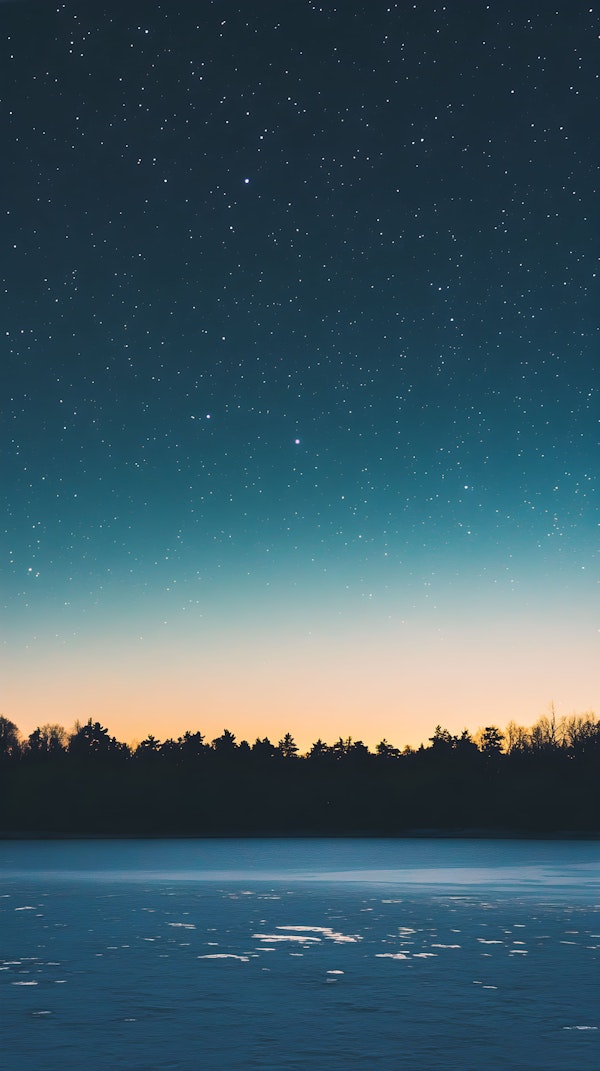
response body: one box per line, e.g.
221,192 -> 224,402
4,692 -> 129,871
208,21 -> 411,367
159,737 -> 180,760
27,723 -> 67,755
332,737 -> 354,759
212,729 -> 237,754
278,732 -> 299,759
0,716 -> 20,759
307,739 -> 330,759
560,712 -> 599,757
347,739 -> 370,760
529,705 -> 559,753
429,725 -> 456,753
455,729 -> 478,756
252,736 -> 277,760
135,735 -> 162,759
68,719 -> 124,758
504,720 -> 530,754
376,738 -> 400,758
179,730 -> 207,760
477,726 -> 504,758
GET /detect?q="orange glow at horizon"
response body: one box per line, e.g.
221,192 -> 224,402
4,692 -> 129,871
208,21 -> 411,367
3,599 -> 597,753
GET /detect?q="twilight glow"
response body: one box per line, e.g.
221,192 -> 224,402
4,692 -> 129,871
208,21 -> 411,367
1,1 -> 597,751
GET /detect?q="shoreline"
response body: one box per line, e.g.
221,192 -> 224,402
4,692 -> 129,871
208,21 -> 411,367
2,828 -> 599,841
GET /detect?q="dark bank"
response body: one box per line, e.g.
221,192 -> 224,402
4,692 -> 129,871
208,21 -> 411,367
1,714 -> 598,836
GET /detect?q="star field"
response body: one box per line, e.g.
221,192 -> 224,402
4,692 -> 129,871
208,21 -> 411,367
1,1 -> 598,747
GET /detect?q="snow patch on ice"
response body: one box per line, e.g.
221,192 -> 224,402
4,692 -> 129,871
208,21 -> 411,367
253,933 -> 320,943
198,954 -> 249,962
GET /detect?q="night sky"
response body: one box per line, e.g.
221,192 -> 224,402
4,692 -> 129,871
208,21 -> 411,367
2,0 -> 598,750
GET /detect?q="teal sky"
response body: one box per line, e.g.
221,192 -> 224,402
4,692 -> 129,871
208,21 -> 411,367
1,0 -> 598,748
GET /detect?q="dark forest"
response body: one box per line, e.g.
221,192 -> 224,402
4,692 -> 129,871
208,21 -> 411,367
0,711 -> 598,836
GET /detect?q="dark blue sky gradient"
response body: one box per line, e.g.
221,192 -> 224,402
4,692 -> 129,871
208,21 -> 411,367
1,1 -> 597,744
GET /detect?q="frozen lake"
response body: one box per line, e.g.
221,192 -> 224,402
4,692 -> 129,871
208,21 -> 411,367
1,838 -> 599,1070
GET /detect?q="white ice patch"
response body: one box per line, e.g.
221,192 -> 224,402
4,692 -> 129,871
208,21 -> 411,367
327,970 -> 344,974
431,944 -> 461,949
167,923 -> 196,929
253,934 -> 321,943
256,926 -> 362,944
198,954 -> 249,962
375,953 -> 410,960
412,953 -> 437,958
563,1026 -> 598,1031
277,926 -> 331,933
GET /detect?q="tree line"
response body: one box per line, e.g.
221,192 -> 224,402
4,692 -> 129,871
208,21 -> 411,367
0,709 -> 598,835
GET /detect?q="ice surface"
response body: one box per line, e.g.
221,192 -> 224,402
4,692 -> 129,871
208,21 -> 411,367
1,838 -> 599,1071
